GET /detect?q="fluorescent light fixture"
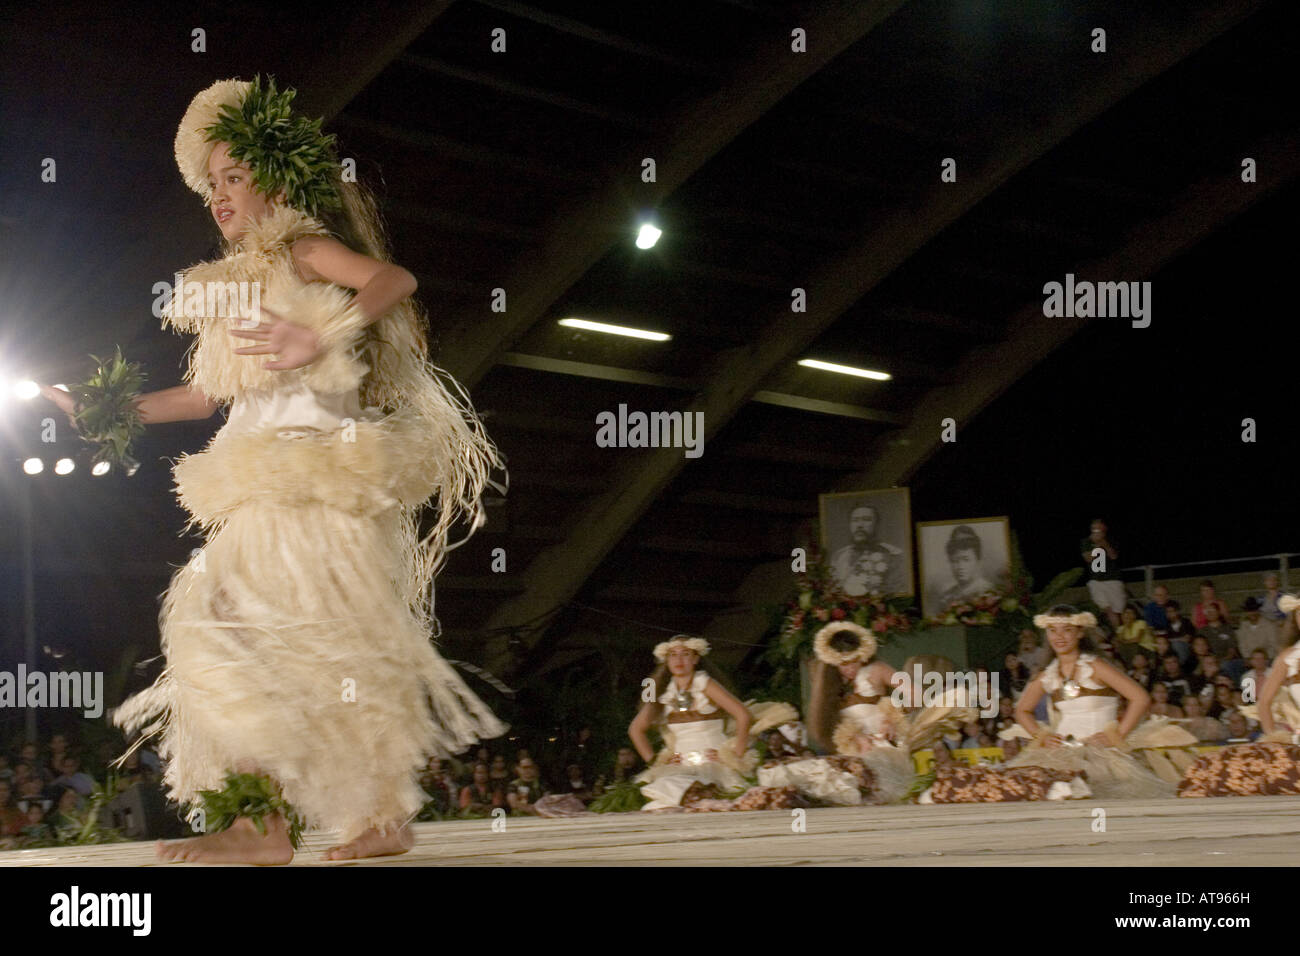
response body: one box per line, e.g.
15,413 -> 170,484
558,318 -> 671,342
636,222 -> 662,249
798,358 -> 891,381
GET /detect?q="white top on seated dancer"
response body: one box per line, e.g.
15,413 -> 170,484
223,380 -> 364,437
1040,654 -> 1118,741
657,670 -> 719,719
841,669 -> 892,739
1282,644 -> 1300,708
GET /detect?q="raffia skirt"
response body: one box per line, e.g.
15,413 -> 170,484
111,427 -> 506,843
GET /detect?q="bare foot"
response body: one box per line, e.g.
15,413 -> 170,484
325,824 -> 414,861
155,814 -> 294,865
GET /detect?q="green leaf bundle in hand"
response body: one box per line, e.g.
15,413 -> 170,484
68,346 -> 146,474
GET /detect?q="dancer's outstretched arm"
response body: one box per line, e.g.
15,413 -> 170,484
39,382 -> 217,425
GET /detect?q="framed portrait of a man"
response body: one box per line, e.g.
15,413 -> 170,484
818,488 -> 913,599
916,516 -> 1012,618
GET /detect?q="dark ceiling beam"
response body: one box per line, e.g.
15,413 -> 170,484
873,304 -> 1002,341
1052,174 -> 1173,213
496,353 -> 695,389
768,157 -> 897,196
440,0 -> 913,388
496,351 -> 907,422
685,201 -> 857,245
386,201 -> 543,243
476,0 -> 1265,667
989,216 -> 1107,254
677,489 -> 818,516
469,0 -> 720,81
398,53 -> 657,131
333,113 -> 593,185
294,1 -> 456,119
657,253 -> 796,292
841,125 -> 1300,491
750,391 -> 905,425
724,442 -> 867,471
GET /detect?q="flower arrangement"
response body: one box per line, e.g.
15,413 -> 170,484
775,547 -> 914,663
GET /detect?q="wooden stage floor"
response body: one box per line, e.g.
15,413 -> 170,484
2,796 -> 1297,866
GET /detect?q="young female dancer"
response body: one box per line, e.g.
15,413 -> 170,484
41,76 -> 504,862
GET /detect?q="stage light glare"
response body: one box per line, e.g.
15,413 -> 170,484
91,460 -> 111,477
22,458 -> 44,475
13,380 -> 40,401
558,317 -> 671,341
54,458 -> 75,475
636,222 -> 662,249
797,358 -> 891,381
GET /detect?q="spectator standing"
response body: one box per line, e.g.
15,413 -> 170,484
1081,519 -> 1125,628
1235,597 -> 1280,660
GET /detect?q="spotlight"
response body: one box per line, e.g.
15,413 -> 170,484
91,461 -> 111,477
54,458 -> 75,475
558,318 -> 671,342
798,358 -> 891,381
13,380 -> 40,401
22,458 -> 44,475
636,222 -> 662,249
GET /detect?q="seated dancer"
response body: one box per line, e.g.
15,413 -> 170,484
629,636 -> 793,810
762,625 -> 968,805
1178,594 -> 1300,797
924,606 -> 1195,803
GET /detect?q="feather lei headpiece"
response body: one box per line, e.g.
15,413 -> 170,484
653,635 -> 710,661
175,75 -> 342,217
812,621 -> 877,666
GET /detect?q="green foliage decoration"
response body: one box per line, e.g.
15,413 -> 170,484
206,74 -> 342,218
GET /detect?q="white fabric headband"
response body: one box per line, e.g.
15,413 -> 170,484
1033,611 -> 1097,629
653,636 -> 710,661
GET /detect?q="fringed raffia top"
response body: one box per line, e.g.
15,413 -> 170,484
164,204 -> 502,635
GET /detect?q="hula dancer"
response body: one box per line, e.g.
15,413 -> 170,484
40,76 -> 505,862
